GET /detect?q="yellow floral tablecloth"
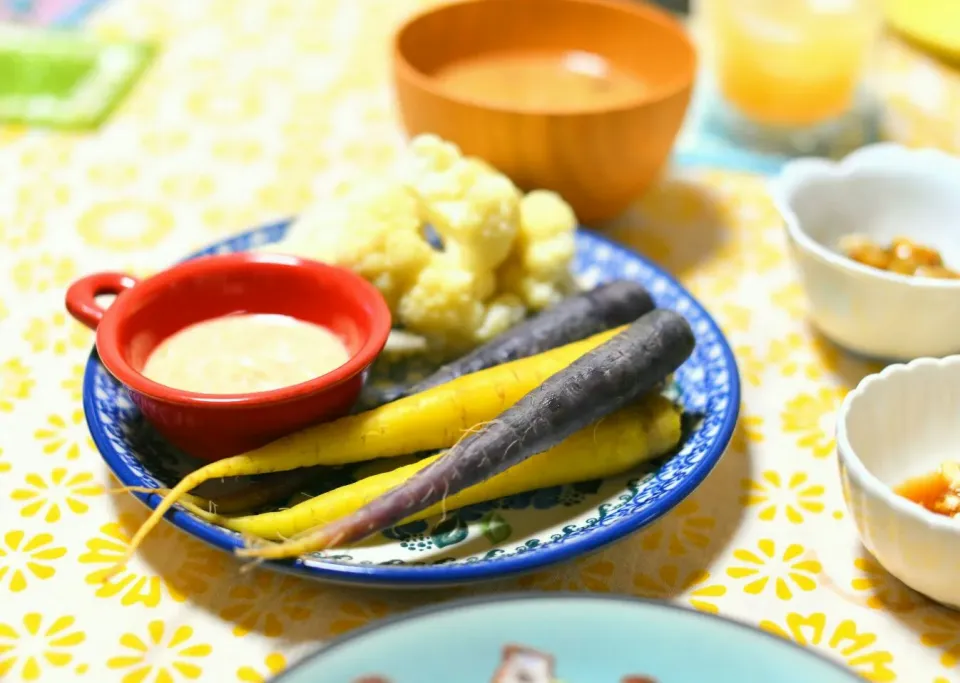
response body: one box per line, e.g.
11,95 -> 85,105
3,1 -> 960,681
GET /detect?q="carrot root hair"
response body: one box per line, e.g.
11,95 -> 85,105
234,524 -> 342,559
114,471 -> 217,580
449,419 -> 499,449
101,556 -> 132,581
237,534 -> 273,572
110,485 -> 219,513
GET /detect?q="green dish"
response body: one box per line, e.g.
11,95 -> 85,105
0,25 -> 155,130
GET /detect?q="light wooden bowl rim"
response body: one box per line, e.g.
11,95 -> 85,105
392,0 -> 698,117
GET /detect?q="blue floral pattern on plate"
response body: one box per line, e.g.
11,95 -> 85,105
83,222 -> 740,588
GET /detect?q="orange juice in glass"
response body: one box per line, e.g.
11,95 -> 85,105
702,0 -> 881,128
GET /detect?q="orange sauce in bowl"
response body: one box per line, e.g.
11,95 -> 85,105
433,51 -> 648,111
896,466 -> 960,517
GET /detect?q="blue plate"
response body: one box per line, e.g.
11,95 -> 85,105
83,222 -> 740,588
274,593 -> 860,682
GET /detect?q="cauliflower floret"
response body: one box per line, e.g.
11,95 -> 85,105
271,179 -> 434,309
397,134 -> 468,202
397,253 -> 495,347
401,135 -> 521,271
517,189 -> 577,277
497,255 -> 575,310
474,293 -> 526,342
425,170 -> 520,271
497,190 -> 578,309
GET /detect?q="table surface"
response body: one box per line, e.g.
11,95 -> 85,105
2,1 -> 960,681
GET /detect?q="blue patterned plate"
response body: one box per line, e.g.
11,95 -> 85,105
275,594 -> 860,683
83,222 -> 740,588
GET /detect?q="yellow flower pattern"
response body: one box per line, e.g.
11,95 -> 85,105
22,312 -> 93,355
86,161 -> 140,187
715,302 -> 752,334
726,539 -> 821,600
160,173 -> 217,201
0,613 -> 85,680
329,601 -> 395,636
740,471 -> 825,524
734,345 -> 764,387
920,611 -> 960,669
107,620 -> 212,683
0,531 -> 66,593
730,411 -> 764,455
79,512 -> 224,607
256,182 -> 315,214
633,566 -> 727,613
212,137 -> 265,164
276,148 -> 329,177
781,387 -> 848,458
185,87 -> 264,124
10,469 -> 104,522
770,282 -> 805,320
17,140 -> 72,169
34,410 -> 94,460
139,129 -> 189,155
766,333 -> 831,381
517,559 -> 616,592
0,1 -> 953,677
0,214 -> 45,249
218,572 -> 319,637
17,183 -> 71,209
78,200 -> 175,251
11,253 -> 78,293
61,364 -> 85,402
237,653 -> 287,683
0,358 -> 34,413
851,557 -> 926,614
761,613 -> 896,681
637,499 -> 716,557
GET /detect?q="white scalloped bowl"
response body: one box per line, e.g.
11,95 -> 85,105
769,143 -> 960,360
837,356 -> 960,608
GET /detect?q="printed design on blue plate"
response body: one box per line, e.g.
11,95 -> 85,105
88,224 -> 736,571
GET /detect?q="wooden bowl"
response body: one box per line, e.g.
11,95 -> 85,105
392,0 -> 697,224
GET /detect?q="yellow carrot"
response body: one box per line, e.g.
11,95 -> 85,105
183,393 -> 681,556
113,326 -> 625,576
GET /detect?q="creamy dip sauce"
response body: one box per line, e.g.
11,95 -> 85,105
434,51 -> 647,111
142,313 -> 350,394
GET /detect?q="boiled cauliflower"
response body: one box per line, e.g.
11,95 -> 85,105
273,179 -> 433,310
266,134 -> 576,351
497,190 -> 578,309
397,253 -> 491,345
474,292 -> 527,341
401,134 -> 520,272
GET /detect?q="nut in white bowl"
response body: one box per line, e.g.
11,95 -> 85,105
769,143 -> 960,360
837,355 -> 960,609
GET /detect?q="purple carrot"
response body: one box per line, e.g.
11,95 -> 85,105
294,308 -> 695,550
405,280 -> 655,395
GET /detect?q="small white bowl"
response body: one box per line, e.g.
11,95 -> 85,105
837,356 -> 960,609
770,143 -> 960,360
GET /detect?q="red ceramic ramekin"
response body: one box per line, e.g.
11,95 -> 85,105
65,252 -> 392,462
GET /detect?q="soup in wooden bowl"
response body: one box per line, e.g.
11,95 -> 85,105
392,0 -> 697,224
